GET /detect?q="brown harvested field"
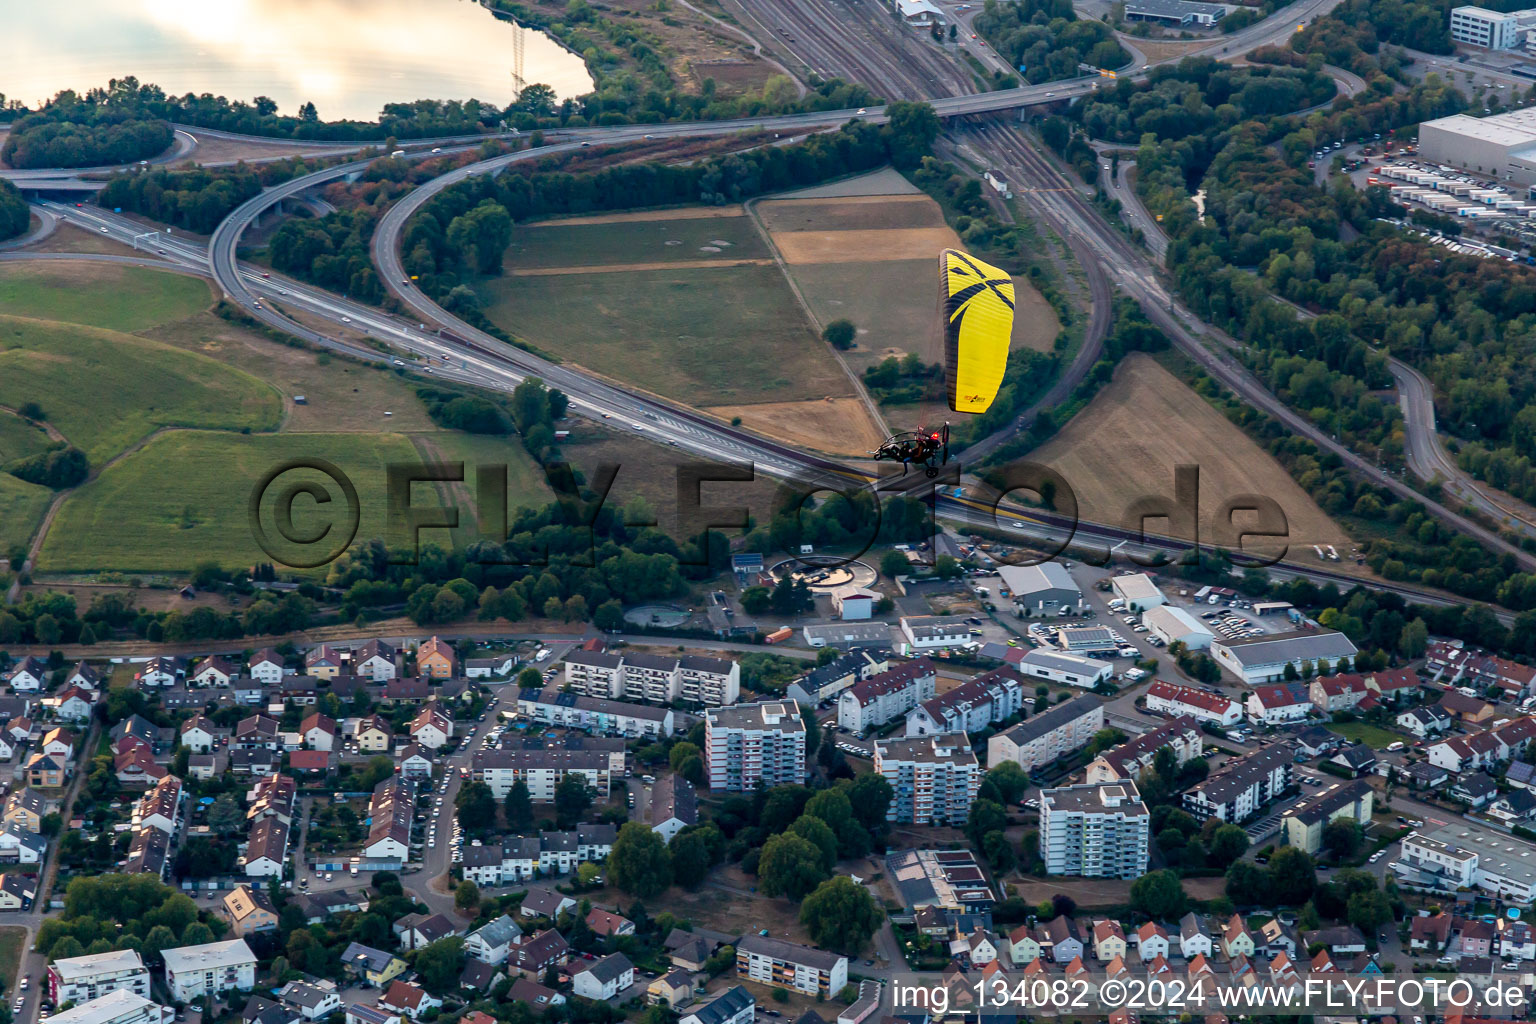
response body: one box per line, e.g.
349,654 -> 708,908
511,257 -> 773,276
756,194 -> 945,233
177,135 -> 347,166
690,59 -> 780,95
702,397 -> 885,457
18,580 -> 244,615
537,207 -> 745,226
1029,353 -> 1356,558
771,226 -> 960,264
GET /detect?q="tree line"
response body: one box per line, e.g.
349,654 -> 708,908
974,0 -> 1129,84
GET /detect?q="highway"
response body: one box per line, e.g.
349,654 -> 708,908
11,0 -> 1528,603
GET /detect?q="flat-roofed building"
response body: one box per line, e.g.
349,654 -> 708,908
704,701 -> 806,791
46,991 -> 168,1024
563,651 -> 625,700
1211,630 -> 1357,684
801,622 -> 892,648
899,616 -> 972,651
1451,6 -> 1522,49
874,734 -> 980,825
1123,0 -> 1226,25
48,951 -> 150,1007
1039,781 -> 1150,879
1393,822 -> 1536,904
473,747 -> 613,801
1015,649 -> 1112,689
516,688 -> 675,739
161,940 -> 257,1002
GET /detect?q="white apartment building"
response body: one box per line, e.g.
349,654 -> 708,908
1015,649 -> 1113,689
561,651 -> 739,706
1393,823 -> 1536,904
459,824 -> 617,886
905,667 -> 1025,736
161,940 -> 257,1002
48,951 -> 150,1007
874,735 -> 980,826
516,688 -> 675,739
48,992 -> 169,1024
1039,781 -> 1150,879
705,701 -> 806,791
563,651 -> 626,699
1450,6 -> 1522,49
472,748 -> 613,801
735,935 -> 847,998
986,694 -> 1104,771
836,659 -> 937,733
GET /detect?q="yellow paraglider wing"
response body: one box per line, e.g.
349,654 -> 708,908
940,248 -> 1015,414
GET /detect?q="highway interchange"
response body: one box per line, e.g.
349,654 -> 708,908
5,0 -> 1532,612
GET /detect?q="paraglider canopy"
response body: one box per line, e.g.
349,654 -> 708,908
939,248 -> 1015,414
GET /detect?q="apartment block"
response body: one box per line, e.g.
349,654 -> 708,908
704,701 -> 806,791
48,951 -> 150,1007
985,694 -> 1103,771
905,667 -> 1025,737
161,940 -> 257,1002
561,651 -> 738,706
735,935 -> 847,998
1183,744 -> 1293,823
472,748 -> 613,801
1039,781 -> 1150,879
874,734 -> 980,826
837,659 -> 937,733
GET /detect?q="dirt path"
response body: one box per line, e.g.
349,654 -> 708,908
0,406 -> 66,444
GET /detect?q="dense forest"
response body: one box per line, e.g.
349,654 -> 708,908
0,179 -> 28,240
1,92 -> 174,169
974,0 -> 1129,83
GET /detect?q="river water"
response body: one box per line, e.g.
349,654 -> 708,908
4,0 -> 593,122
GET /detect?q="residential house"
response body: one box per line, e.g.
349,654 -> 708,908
679,987 -> 754,1024
355,640 -> 397,682
248,650 -> 285,685
397,745 -> 432,781
571,953 -> 634,1000
585,909 -> 634,938
1136,923 -> 1170,963
301,714 -> 337,752
465,915 -> 522,965
0,873 -> 35,911
1007,925 -> 1042,966
519,887 -> 576,920
180,715 -> 217,753
7,657 -> 45,692
379,982 -> 439,1021
507,929 -> 571,977
52,687 -> 93,723
416,637 -> 458,679
393,913 -> 459,951
277,981 -> 341,1021
26,752 -> 69,788
1256,919 -> 1299,960
1093,920 -> 1128,962
678,987 -> 753,1024
191,656 -> 235,688
41,727 -> 75,760
338,944 -> 406,988
135,657 -> 182,688
1398,706 -> 1452,739
408,705 -> 453,750
1439,690 -> 1496,725
304,645 -> 344,681
289,751 -> 329,776
1409,913 -> 1453,953
4,789 -> 47,833
458,963 -> 504,993
646,970 -> 695,1010
1326,744 -> 1378,778
345,1007 -> 399,1024
1040,916 -> 1084,964
1450,772 -> 1499,808
1302,926 -> 1367,956
235,715 -> 281,750
1488,788 -> 1536,826
505,980 -> 564,1015
649,775 -> 697,843
66,662 -> 101,692
1221,916 -> 1255,959
356,717 -> 394,754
